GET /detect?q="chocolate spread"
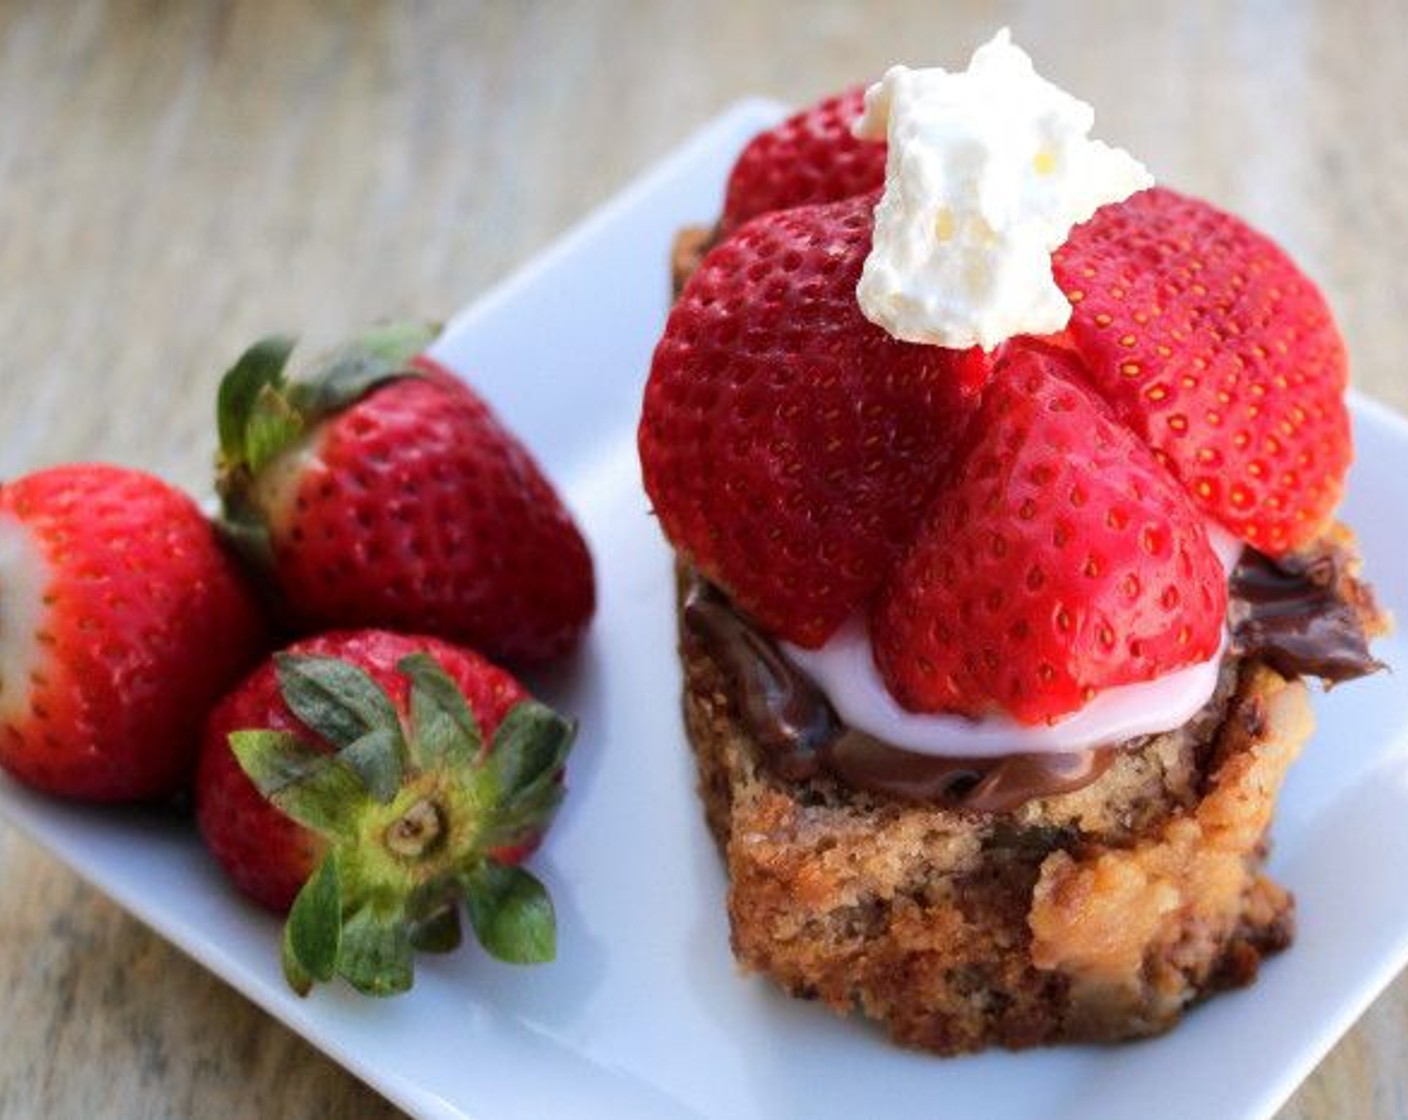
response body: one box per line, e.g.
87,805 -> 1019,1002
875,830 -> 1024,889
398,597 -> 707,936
1230,546 -> 1384,683
682,543 -> 1381,812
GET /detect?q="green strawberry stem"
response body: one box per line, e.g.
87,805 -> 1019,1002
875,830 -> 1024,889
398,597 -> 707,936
230,650 -> 574,997
214,322 -> 439,574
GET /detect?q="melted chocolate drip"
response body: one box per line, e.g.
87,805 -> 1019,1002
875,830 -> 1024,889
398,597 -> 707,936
682,588 -> 838,782
1229,547 -> 1384,683
822,729 -> 1112,813
683,540 -> 1381,813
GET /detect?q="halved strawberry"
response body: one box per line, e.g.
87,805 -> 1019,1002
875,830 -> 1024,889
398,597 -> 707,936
720,87 -> 885,237
640,193 -> 989,648
1054,187 -> 1351,554
872,342 -> 1227,723
196,629 -> 573,996
645,91 -> 1360,728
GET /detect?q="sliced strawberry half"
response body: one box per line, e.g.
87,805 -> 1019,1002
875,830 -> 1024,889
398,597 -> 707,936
1054,187 -> 1351,554
872,342 -> 1227,723
640,193 -> 989,648
720,87 -> 885,237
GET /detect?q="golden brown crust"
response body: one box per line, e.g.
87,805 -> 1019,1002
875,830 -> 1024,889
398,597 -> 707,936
1318,522 -> 1394,640
671,225 -> 714,298
680,583 -> 1311,1053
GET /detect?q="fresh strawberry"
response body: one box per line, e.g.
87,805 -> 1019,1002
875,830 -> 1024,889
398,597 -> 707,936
0,465 -> 265,800
1054,187 -> 1351,554
640,193 -> 989,648
195,628 -> 573,996
650,91 -> 1354,726
720,87 -> 885,237
215,324 -> 594,665
872,343 -> 1227,723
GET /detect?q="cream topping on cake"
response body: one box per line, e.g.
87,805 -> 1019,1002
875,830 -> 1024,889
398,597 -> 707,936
781,526 -> 1244,758
853,28 -> 1151,350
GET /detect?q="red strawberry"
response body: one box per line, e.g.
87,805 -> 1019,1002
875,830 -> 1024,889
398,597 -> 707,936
720,87 -> 886,237
640,193 -> 989,648
195,629 -> 574,995
1053,187 -> 1351,554
873,343 -> 1227,723
215,325 -> 594,664
0,465 -> 265,800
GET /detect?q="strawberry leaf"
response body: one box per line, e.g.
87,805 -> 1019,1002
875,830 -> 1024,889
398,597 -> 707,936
282,851 -> 342,995
244,382 -> 306,475
275,654 -> 408,801
275,653 -> 403,744
480,779 -> 566,854
229,730 -> 367,837
474,702 -> 573,851
464,863 -> 556,964
484,701 -> 574,799
399,652 -> 482,769
290,321 -> 438,420
338,726 -> 409,804
408,905 -> 463,954
353,320 -> 440,363
281,935 -> 312,998
217,333 -> 296,466
338,904 -> 414,996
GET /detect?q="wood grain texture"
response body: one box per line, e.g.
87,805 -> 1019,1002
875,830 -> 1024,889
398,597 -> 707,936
0,0 -> 1403,1116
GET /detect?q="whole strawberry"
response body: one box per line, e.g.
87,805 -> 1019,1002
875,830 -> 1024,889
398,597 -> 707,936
641,194 -> 989,648
0,465 -> 265,800
873,343 -> 1227,722
215,324 -> 595,665
721,86 -> 885,237
196,629 -> 574,996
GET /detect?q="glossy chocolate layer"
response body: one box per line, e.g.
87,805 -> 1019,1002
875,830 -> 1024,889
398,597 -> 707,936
682,583 -> 838,783
1229,545 -> 1384,683
682,541 -> 1380,812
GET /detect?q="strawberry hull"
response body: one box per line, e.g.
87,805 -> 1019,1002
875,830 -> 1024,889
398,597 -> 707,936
196,629 -> 530,912
196,628 -> 574,996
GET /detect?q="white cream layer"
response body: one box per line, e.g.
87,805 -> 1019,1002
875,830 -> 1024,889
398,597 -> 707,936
780,527 -> 1243,758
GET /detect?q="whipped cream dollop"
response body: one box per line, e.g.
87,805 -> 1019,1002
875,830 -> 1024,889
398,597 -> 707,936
782,527 -> 1245,759
853,28 -> 1152,350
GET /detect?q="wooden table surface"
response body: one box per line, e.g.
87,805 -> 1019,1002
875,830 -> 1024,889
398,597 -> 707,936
1,1 -> 1404,1116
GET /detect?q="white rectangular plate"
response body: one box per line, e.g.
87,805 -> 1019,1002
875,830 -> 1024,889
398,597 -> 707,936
2,101 -> 1407,1120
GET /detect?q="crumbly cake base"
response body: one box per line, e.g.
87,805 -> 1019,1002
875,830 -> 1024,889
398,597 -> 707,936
679,590 -> 1311,1053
